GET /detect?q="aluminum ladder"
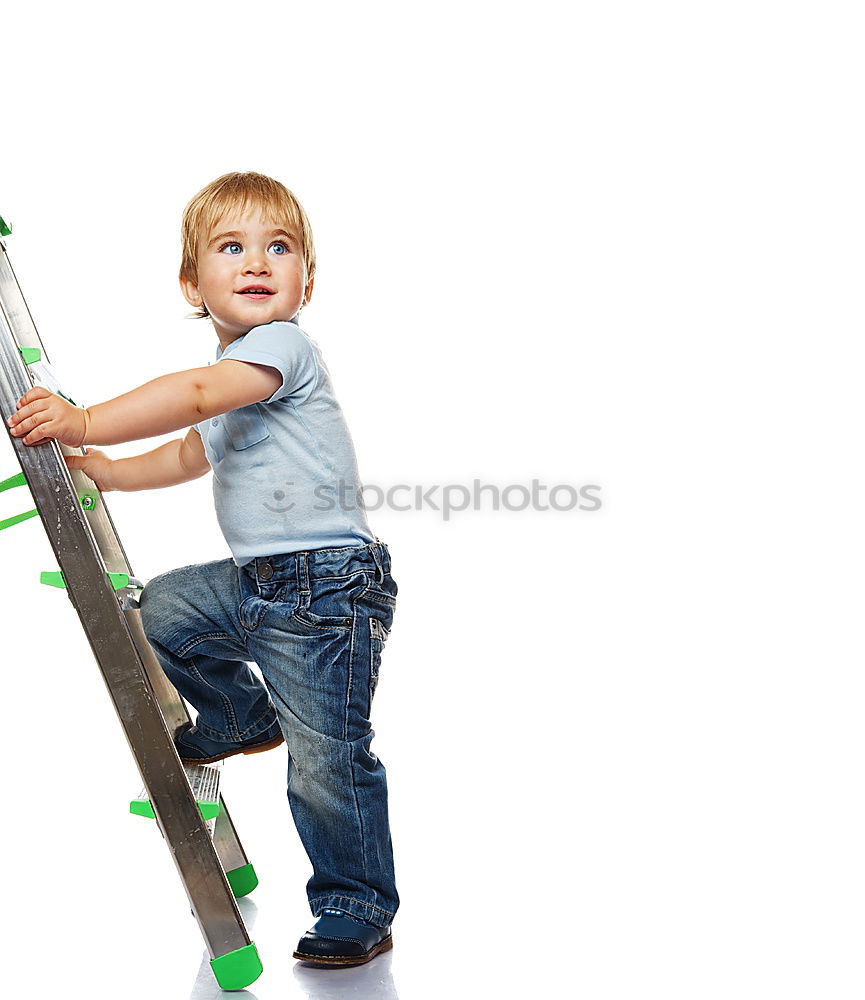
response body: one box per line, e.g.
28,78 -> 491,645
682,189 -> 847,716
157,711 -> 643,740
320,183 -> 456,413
0,215 -> 263,992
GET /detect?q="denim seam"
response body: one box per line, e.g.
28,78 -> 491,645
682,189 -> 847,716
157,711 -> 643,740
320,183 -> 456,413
308,571 -> 369,582
360,588 -> 396,608
162,630 -> 242,736
259,573 -> 364,584
343,608 -> 356,742
291,612 -> 352,632
302,543 -> 383,555
369,619 -> 385,699
174,631 -> 236,658
198,705 -> 277,742
344,604 -> 371,887
250,561 -> 388,582
269,544 -> 388,568
349,739 -> 369,888
309,895 -> 394,922
241,594 -> 270,632
239,705 -> 279,739
188,656 -> 239,736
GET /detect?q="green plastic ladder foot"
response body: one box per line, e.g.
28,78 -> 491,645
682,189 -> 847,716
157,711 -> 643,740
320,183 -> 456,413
210,942 -> 263,991
226,862 -> 259,899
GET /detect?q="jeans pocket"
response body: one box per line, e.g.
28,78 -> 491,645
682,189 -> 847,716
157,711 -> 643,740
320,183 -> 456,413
291,571 -> 367,632
361,571 -> 398,610
369,616 -> 391,699
292,607 -> 353,631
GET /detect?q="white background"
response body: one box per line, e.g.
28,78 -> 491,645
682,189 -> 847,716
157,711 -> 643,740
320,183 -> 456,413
0,3 -> 862,998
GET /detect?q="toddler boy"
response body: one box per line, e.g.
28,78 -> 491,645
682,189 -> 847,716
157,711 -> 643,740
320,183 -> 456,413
7,171 -> 398,967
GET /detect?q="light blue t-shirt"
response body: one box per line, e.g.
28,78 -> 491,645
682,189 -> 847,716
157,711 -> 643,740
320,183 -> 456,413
193,319 -> 375,567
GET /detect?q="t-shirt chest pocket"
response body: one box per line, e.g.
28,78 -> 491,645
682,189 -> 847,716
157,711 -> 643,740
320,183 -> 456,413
223,403 -> 271,451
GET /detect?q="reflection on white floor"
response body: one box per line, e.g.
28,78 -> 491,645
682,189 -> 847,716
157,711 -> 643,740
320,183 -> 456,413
187,897 -> 400,1000
291,953 -> 399,1000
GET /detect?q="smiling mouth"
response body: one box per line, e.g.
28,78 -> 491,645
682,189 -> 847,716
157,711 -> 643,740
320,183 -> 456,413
237,286 -> 275,296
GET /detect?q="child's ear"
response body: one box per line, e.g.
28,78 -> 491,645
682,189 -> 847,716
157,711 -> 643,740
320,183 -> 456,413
303,275 -> 315,306
180,273 -> 204,309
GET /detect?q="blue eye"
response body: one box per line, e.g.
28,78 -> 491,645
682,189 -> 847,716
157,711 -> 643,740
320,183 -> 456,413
220,241 -> 242,254
269,241 -> 289,255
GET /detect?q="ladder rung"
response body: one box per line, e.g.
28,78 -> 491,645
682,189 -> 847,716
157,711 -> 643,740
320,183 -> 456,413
130,763 -> 222,829
40,570 -> 144,590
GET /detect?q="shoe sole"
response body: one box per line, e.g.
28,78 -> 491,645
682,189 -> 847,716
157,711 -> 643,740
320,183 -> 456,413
292,933 -> 393,967
178,733 -> 285,765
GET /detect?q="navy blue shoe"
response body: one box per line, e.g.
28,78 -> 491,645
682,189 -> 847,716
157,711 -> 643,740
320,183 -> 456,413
293,908 -> 393,967
174,720 -> 284,764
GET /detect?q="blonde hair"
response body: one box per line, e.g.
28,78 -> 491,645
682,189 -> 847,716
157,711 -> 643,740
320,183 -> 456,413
180,171 -> 316,320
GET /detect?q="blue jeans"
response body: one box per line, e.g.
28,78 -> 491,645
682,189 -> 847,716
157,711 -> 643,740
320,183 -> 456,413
138,540 -> 398,929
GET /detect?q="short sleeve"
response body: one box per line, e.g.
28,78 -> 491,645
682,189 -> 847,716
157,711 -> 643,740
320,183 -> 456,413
218,321 -> 318,404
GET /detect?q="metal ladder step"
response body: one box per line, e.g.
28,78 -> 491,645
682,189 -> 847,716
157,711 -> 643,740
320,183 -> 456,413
130,763 -> 222,835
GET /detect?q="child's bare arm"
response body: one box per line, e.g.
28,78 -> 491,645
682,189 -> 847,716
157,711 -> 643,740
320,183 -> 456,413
8,359 -> 281,447
65,427 -> 211,492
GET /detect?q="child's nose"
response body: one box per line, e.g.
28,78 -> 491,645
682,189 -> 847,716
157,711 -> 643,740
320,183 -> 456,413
244,254 -> 270,273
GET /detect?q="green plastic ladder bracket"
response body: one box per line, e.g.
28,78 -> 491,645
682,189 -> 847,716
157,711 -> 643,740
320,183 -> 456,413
40,570 -> 143,590
210,942 -> 263,991
79,491 -> 99,512
129,798 -> 220,822
0,474 -> 94,505
0,508 -> 39,531
225,863 -> 259,899
17,346 -> 80,406
0,216 -> 10,237
15,347 -> 82,410
0,471 -> 37,532
0,471 -> 28,493
0,495 -> 97,533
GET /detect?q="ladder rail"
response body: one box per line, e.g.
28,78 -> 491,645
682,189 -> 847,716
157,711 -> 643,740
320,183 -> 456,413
0,239 -> 254,962
124,604 -> 253,875
4,253 -> 256,879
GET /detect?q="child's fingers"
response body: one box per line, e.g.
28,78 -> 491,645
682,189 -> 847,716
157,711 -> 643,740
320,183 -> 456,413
11,411 -> 55,444
9,416 -> 37,436
9,402 -> 51,435
9,400 -> 48,428
19,423 -> 50,445
14,387 -> 49,411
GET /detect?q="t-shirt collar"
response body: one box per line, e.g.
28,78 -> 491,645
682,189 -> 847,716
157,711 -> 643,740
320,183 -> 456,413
215,314 -> 300,361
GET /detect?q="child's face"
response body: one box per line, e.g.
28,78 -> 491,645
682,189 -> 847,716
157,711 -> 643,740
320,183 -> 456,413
181,209 -> 313,346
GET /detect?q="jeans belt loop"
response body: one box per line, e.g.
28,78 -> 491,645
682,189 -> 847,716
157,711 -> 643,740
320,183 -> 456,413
371,542 -> 385,584
296,551 -> 311,597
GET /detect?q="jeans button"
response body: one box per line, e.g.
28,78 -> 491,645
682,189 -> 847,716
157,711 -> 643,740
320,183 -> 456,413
259,562 -> 273,581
